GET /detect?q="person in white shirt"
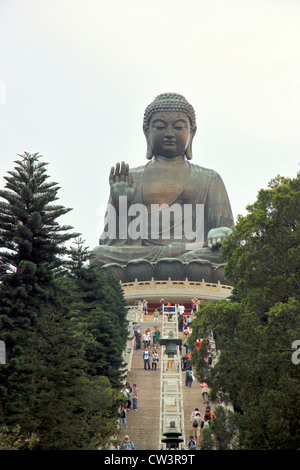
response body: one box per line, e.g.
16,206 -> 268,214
142,330 -> 150,349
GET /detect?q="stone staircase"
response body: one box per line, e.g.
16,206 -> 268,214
121,315 -> 215,451
122,318 -> 161,450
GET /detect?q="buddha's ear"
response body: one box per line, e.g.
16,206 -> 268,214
185,127 -> 197,160
146,142 -> 153,160
144,128 -> 153,160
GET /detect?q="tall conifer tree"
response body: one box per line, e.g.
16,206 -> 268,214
0,153 -> 124,448
66,239 -> 129,387
0,152 -> 78,431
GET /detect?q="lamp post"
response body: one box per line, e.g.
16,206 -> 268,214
158,330 -> 182,371
161,421 -> 184,450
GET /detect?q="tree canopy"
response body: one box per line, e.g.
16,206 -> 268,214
190,173 -> 300,450
0,153 -> 127,449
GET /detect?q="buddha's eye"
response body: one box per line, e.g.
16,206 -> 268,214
151,120 -> 167,131
174,121 -> 188,130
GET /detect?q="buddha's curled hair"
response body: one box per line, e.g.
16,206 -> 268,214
143,92 -> 197,160
143,92 -> 197,134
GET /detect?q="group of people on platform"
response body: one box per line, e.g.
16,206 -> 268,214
142,297 -> 200,317
159,298 -> 200,316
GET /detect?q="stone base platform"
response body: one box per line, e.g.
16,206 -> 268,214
121,277 -> 232,304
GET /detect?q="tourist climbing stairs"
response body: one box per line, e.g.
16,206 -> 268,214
120,306 -> 214,451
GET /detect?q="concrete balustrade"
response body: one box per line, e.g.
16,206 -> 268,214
122,278 -> 232,303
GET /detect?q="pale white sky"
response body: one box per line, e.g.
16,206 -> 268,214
0,0 -> 299,251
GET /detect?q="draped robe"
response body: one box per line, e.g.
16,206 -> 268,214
91,158 -> 234,267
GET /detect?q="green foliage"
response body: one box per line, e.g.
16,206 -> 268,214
199,427 -> 214,450
0,152 -> 79,430
65,242 -> 129,387
0,152 -> 78,277
190,173 -> 300,449
220,173 -> 300,311
66,237 -> 94,275
0,153 -> 125,449
0,424 -> 39,450
200,406 -> 241,450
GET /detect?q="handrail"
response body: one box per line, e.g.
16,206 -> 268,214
158,305 -> 185,450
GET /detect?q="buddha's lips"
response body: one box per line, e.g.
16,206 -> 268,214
163,140 -> 176,145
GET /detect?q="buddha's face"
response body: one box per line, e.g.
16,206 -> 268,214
147,111 -> 191,158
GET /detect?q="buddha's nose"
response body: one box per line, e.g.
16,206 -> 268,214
165,126 -> 175,138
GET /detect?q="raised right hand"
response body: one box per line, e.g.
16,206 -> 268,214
109,161 -> 137,206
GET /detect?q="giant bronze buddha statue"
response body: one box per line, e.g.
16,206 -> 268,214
91,93 -> 234,284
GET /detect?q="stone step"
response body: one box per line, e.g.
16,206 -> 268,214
122,320 -> 161,450
122,318 -> 215,450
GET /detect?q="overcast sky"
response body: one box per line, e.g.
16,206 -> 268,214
0,0 -> 299,252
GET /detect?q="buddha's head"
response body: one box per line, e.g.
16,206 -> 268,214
143,93 -> 197,160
